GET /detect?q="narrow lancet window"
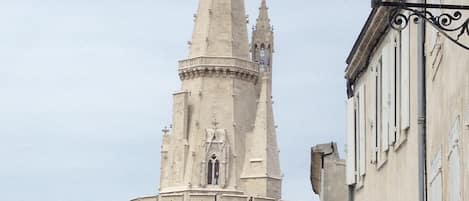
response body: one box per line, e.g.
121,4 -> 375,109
253,44 -> 259,62
267,45 -> 271,67
207,154 -> 220,185
207,160 -> 213,184
214,160 -> 220,185
260,44 -> 266,65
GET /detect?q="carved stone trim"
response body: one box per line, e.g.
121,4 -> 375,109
178,57 -> 259,82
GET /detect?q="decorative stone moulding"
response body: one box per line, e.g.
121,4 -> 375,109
178,57 -> 259,83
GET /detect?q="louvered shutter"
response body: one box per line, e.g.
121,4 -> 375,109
401,22 -> 411,130
371,69 -> 378,164
346,98 -> 357,185
381,39 -> 391,151
358,86 -> 366,176
389,33 -> 397,145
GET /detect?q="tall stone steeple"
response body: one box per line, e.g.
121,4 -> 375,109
132,1 -> 282,201
241,0 -> 281,199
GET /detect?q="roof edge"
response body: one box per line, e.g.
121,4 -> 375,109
346,8 -> 378,65
345,6 -> 393,82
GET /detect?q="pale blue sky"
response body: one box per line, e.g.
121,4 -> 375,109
0,1 -> 370,201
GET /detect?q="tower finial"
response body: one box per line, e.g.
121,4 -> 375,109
256,0 -> 271,31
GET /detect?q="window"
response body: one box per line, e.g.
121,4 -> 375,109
207,154 -> 220,185
267,45 -> 271,66
253,44 -> 259,62
372,30 -> 401,167
346,97 -> 357,185
346,85 -> 366,186
400,22 -> 410,132
370,57 -> 382,165
381,33 -> 396,151
260,44 -> 266,66
357,86 -> 366,178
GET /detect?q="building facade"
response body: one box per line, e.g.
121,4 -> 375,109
132,1 -> 283,201
310,142 -> 347,201
345,1 -> 469,201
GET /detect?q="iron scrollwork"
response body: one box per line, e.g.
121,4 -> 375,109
373,1 -> 469,50
388,7 -> 469,50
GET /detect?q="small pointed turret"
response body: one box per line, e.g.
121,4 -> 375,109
251,0 -> 274,72
189,0 -> 250,59
241,1 -> 281,199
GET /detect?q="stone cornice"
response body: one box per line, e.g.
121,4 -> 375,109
178,57 -> 259,83
159,187 -> 245,195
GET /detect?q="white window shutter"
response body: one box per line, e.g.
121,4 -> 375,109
346,97 -> 357,185
401,24 -> 411,130
371,71 -> 378,164
358,86 -> 366,176
389,33 -> 397,145
381,40 -> 391,151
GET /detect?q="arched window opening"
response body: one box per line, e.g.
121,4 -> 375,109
207,160 -> 213,184
253,44 -> 259,62
260,44 -> 266,66
267,45 -> 271,66
207,154 -> 220,185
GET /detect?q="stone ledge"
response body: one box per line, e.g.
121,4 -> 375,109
179,57 -> 259,72
178,57 -> 259,82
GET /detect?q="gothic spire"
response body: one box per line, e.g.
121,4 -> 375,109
256,0 -> 272,31
251,0 -> 274,73
189,0 -> 250,59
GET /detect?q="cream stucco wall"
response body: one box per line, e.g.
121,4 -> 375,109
425,2 -> 469,200
344,12 -> 419,201
350,26 -> 420,201
345,2 -> 469,200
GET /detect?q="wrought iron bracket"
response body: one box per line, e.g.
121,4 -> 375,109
372,0 -> 469,50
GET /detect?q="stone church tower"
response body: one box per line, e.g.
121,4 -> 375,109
134,1 -> 282,201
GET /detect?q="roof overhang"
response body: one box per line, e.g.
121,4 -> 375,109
345,6 -> 394,82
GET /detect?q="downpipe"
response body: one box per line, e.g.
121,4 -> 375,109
417,0 -> 428,201
348,185 -> 355,201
